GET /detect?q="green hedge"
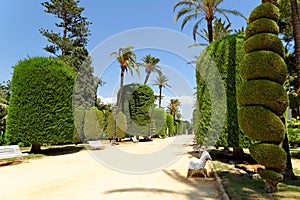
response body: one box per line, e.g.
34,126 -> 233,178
258,168 -> 283,182
74,106 -> 86,142
6,57 -> 75,145
166,113 -> 174,135
241,51 -> 287,84
244,33 -> 285,56
106,112 -> 114,139
116,111 -> 127,139
237,80 -> 288,116
250,143 -> 287,172
84,107 -> 104,140
248,3 -> 279,23
151,108 -> 167,136
238,106 -> 285,143
196,34 -> 248,147
246,18 -> 279,38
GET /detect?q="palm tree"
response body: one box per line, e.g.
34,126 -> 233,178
110,46 -> 139,113
167,99 -> 181,120
173,0 -> 246,43
198,18 -> 233,44
139,54 -> 162,84
152,74 -> 171,108
290,0 -> 300,88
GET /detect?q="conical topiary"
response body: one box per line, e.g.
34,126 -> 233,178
238,2 -> 288,193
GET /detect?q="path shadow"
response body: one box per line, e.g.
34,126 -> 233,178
40,145 -> 84,156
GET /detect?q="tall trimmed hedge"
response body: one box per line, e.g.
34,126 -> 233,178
116,111 -> 127,139
166,113 -> 174,136
121,83 -> 155,137
151,108 -> 167,136
106,112 -> 114,139
6,57 -> 75,145
84,107 -> 104,140
196,34 -> 248,147
238,3 -> 287,193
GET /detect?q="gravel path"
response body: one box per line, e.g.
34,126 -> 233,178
0,135 -> 222,200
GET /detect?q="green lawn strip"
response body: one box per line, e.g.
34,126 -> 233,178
214,152 -> 300,200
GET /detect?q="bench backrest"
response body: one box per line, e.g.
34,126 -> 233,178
0,145 -> 22,157
87,140 -> 104,147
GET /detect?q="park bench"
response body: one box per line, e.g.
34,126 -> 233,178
87,140 -> 105,150
187,150 -> 212,179
132,136 -> 139,143
0,145 -> 29,162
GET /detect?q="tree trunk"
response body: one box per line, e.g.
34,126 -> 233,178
144,72 -> 151,84
264,179 -> 279,193
282,133 -> 297,179
159,85 -> 162,108
290,0 -> 300,89
233,147 -> 245,160
207,19 -> 213,43
30,144 -> 41,153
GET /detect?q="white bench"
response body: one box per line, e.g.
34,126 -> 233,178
187,150 -> 212,179
132,136 -> 139,143
0,145 -> 29,161
87,140 -> 105,150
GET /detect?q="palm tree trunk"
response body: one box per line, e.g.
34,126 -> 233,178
159,85 -> 162,108
144,72 -> 151,84
207,19 -> 213,43
291,0 -> 300,88
117,68 -> 125,114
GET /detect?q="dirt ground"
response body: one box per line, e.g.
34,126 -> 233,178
0,135 -> 222,200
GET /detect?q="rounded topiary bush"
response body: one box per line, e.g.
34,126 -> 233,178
6,57 -> 75,145
241,51 -> 287,84
244,33 -> 285,56
257,168 -> 283,182
238,106 -> 285,143
250,143 -> 287,172
248,3 -> 279,23
237,80 -> 288,116
246,18 -> 279,38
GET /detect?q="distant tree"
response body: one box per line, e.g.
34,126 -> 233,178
110,46 -> 139,114
139,54 -> 162,84
40,0 -> 91,58
167,99 -> 181,120
173,0 -> 245,43
152,74 -> 171,108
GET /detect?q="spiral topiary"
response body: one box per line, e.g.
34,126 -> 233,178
237,2 -> 288,193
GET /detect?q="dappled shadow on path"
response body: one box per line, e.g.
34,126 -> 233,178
163,169 -> 220,200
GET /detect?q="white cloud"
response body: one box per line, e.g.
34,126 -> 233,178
98,96 -> 116,104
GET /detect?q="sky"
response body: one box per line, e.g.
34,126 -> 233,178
0,0 -> 261,121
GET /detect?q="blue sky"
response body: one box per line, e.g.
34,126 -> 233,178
0,0 -> 261,120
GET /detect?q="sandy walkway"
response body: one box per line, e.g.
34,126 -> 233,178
0,135 -> 221,200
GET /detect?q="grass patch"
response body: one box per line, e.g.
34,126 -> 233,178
213,148 -> 300,200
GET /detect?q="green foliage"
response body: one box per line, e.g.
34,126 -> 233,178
129,84 -> 155,126
84,107 -> 104,140
6,57 -> 75,145
106,112 -> 114,139
241,51 -> 287,84
244,33 -> 285,56
150,108 -> 167,136
248,3 -> 280,23
40,0 -> 91,57
258,168 -> 283,182
238,106 -> 285,143
166,113 -> 174,136
73,106 -> 86,142
246,18 -> 279,38
196,34 -> 248,147
250,143 -> 287,172
116,111 -> 127,139
237,80 -> 288,116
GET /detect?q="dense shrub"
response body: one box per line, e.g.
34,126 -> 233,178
238,2 -> 287,192
166,113 -> 174,136
196,34 -> 248,147
150,108 -> 167,136
106,112 -> 114,139
6,57 -> 75,145
238,106 -> 285,143
237,80 -> 288,116
84,107 -> 104,140
245,18 -> 279,38
241,51 -> 287,84
73,106 -> 86,143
